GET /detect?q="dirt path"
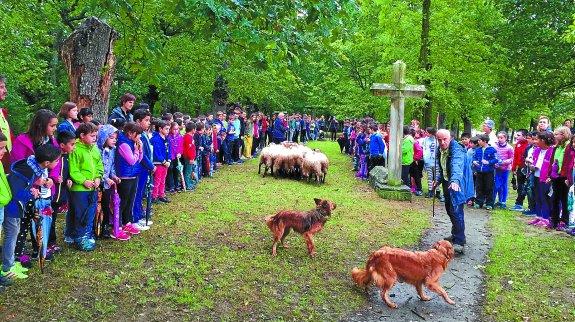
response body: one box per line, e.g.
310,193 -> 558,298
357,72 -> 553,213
344,204 -> 492,322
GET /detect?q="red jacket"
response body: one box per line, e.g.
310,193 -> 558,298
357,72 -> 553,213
511,139 -> 528,171
182,133 -> 196,161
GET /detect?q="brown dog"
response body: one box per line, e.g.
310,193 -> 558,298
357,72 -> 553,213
351,240 -> 455,308
265,198 -> 336,257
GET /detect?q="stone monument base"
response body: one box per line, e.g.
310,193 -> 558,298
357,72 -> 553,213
368,166 -> 412,201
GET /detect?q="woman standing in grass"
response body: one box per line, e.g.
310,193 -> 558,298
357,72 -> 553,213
547,126 -> 574,230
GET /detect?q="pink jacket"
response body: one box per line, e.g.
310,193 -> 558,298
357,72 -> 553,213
10,133 -> 62,193
494,142 -> 514,171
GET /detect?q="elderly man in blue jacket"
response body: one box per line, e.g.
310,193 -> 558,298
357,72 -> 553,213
272,113 -> 288,144
436,129 -> 474,254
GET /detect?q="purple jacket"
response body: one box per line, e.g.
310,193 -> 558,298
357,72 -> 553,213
167,133 -> 183,160
10,133 -> 62,194
532,146 -> 555,183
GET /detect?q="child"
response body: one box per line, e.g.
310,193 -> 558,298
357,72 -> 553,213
422,127 -> 439,198
151,120 -> 171,203
410,128 -> 424,196
493,131 -> 514,208
522,132 -> 538,215
510,129 -> 529,211
10,109 -> 61,267
2,144 -> 61,279
167,122 -> 183,192
116,122 -> 145,234
401,126 -> 414,187
51,131 -> 75,251
367,125 -> 385,174
0,133 -> 13,287
472,134 -> 498,210
528,131 -> 555,224
355,125 -> 368,180
203,125 -> 214,177
68,122 -> 104,251
57,102 -> 78,135
195,122 -> 206,176
460,132 -> 471,149
78,108 -> 94,124
97,124 -> 127,240
182,122 -> 197,190
133,109 -> 155,229
547,127 -> 574,230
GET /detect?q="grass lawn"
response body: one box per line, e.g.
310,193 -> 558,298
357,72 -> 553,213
485,209 -> 575,321
0,141 -> 429,321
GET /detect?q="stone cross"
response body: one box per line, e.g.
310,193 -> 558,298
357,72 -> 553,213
371,60 -> 426,185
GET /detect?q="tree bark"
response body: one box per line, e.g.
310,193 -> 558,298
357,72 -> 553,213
61,17 -> 118,123
419,0 -> 432,127
462,115 -> 472,134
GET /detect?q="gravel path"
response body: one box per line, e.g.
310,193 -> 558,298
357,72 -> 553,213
344,204 -> 492,322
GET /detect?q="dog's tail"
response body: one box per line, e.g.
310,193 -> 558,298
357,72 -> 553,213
351,267 -> 372,287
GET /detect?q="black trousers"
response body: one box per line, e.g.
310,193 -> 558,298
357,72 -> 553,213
475,171 -> 494,207
550,177 -> 569,227
367,155 -> 385,174
401,164 -> 411,187
410,160 -> 424,191
514,168 -> 527,206
118,178 -> 138,225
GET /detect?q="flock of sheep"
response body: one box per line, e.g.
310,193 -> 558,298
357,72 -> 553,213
258,142 -> 329,183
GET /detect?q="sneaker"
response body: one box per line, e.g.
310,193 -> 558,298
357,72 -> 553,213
443,236 -> 454,242
111,230 -> 131,241
64,235 -> 74,245
158,197 -> 170,203
522,210 -> 536,216
151,198 -> 159,204
528,217 -> 541,225
16,255 -> 32,269
415,191 -> 423,196
439,195 -> 445,203
453,244 -> 465,254
511,205 -> 524,212
473,203 -> 481,209
48,244 -> 62,253
2,266 -> 28,279
13,262 -> 29,273
132,222 -> 150,231
498,203 -> 507,209
534,219 -> 550,227
0,274 -> 13,286
138,218 -> 153,226
123,224 -> 140,235
556,222 -> 567,231
75,237 -> 96,251
485,205 -> 493,210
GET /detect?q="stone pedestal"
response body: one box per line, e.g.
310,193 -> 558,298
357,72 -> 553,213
368,166 -> 412,201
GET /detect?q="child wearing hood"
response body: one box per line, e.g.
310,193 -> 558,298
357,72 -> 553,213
97,125 -> 125,240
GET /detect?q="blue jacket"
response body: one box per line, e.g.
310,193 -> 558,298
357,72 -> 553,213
5,159 -> 40,218
139,132 -> 154,172
272,118 -> 287,140
356,133 -> 368,155
150,132 -> 170,164
108,106 -> 133,125
472,145 -> 498,173
437,139 -> 474,207
57,120 -> 76,136
115,132 -> 140,178
369,133 -> 386,157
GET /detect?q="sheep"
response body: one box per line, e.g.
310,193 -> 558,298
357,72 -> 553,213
258,142 -> 328,183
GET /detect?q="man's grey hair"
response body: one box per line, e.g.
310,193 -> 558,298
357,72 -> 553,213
436,129 -> 451,138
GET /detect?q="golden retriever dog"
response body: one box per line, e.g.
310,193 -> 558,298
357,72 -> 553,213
351,240 -> 455,308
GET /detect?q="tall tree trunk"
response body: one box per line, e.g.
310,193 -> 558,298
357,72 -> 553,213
142,85 -> 159,115
61,17 -> 118,123
462,115 -> 472,134
437,112 -> 446,129
419,0 -> 432,127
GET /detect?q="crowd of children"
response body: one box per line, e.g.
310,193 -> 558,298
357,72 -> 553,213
339,116 -> 575,236
0,94 -> 341,289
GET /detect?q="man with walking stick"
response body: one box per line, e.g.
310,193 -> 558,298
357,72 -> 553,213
435,129 -> 474,254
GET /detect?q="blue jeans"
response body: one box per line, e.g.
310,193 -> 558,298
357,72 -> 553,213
70,191 -> 98,239
2,216 -> 21,272
183,159 -> 197,190
133,171 -> 149,223
442,180 -> 466,245
0,207 -> 3,239
494,169 -> 510,204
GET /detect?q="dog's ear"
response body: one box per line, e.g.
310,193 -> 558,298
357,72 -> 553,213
314,198 -> 322,206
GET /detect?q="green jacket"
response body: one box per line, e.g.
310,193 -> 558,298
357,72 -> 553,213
402,135 -> 414,165
69,140 -> 104,192
0,167 -> 11,206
